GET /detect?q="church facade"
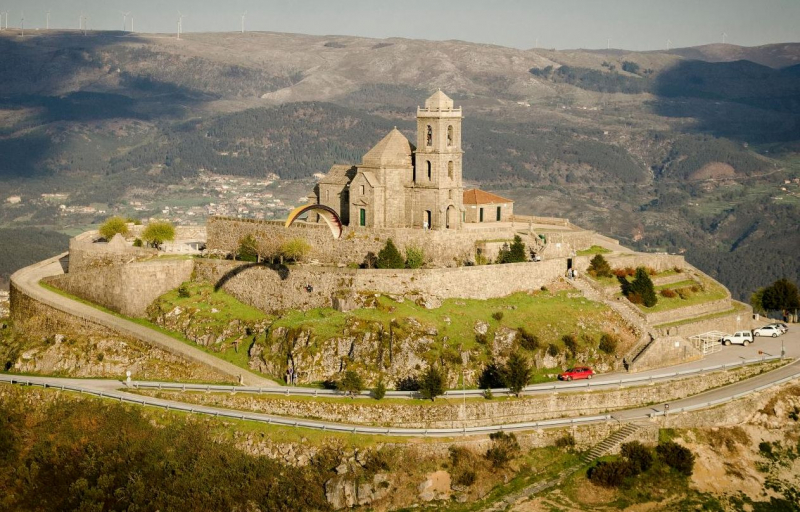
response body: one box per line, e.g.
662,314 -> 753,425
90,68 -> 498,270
312,90 -> 511,230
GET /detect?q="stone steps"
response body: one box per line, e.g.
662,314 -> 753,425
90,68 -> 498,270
581,423 -> 642,464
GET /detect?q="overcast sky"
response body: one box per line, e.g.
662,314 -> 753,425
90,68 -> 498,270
5,0 -> 799,51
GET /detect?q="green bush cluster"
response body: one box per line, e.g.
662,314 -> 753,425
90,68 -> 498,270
485,432 -> 520,468
377,238 -> 405,269
598,333 -> 619,354
496,235 -> 527,264
588,441 -> 659,487
587,254 -> 613,278
656,441 -> 696,476
620,267 -> 658,307
99,216 -> 129,240
517,328 -> 540,351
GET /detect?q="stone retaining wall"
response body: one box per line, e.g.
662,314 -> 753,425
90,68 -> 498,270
655,301 -> 756,337
641,297 -> 733,326
143,362 -> 778,428
193,258 -> 567,313
627,335 -> 704,372
47,259 -> 194,317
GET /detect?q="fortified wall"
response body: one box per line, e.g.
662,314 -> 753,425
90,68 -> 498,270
206,217 -> 597,267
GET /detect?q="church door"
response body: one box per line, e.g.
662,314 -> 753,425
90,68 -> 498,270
446,206 -> 455,229
424,210 -> 432,229
359,208 -> 366,226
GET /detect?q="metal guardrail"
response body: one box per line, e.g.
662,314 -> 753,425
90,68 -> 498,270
121,355 -> 783,399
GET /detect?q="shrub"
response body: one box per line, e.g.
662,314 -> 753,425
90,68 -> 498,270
676,287 -> 692,300
622,60 -> 640,74
673,266 -> 683,273
177,283 -> 191,298
372,380 -> 386,400
96,353 -> 104,362
492,311 -> 504,321
645,266 -> 657,276
555,434 -> 576,449
280,238 -> 311,263
613,268 -> 628,278
547,343 -> 560,357
454,468 -> 476,486
141,221 -> 175,248
503,351 -> 532,396
620,441 -> 653,474
588,460 -> 631,487
690,284 -> 700,293
377,239 -> 405,269
449,446 -> 478,486
656,441 -> 695,476
497,235 -> 526,264
237,234 -> 259,262
485,432 -> 520,468
660,288 -> 677,298
99,216 -> 129,240
404,245 -> 426,269
478,363 -> 505,389
518,328 -> 540,351
475,333 -> 488,345
598,333 -> 619,354
562,334 -> 578,356
395,376 -> 420,391
627,292 -> 644,304
419,366 -> 445,401
132,238 -> 143,247
621,267 -> 657,307
588,254 -> 613,278
483,388 -> 494,399
337,370 -> 364,397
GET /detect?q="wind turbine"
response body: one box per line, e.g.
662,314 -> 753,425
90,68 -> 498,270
130,13 -> 134,32
240,11 -> 246,33
19,10 -> 23,37
177,11 -> 186,37
722,32 -> 727,44
45,9 -> 50,30
667,39 -> 672,50
120,11 -> 130,31
83,14 -> 88,36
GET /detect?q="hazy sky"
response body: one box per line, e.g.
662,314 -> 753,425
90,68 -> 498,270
4,0 -> 799,51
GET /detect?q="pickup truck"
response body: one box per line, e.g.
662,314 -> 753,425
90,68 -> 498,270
721,331 -> 753,346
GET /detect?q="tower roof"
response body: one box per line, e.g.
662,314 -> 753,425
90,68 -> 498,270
424,89 -> 454,110
361,128 -> 415,167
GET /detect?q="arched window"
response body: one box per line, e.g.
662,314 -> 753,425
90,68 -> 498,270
426,125 -> 432,146
447,125 -> 453,146
426,161 -> 432,180
325,190 -> 330,201
447,161 -> 454,179
360,185 -> 365,195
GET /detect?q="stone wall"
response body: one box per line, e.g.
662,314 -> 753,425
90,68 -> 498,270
628,335 -> 703,372
655,301 -> 755,337
207,217 -> 595,268
69,234 -> 156,273
193,258 -> 567,313
144,362 -> 776,428
47,259 -> 194,317
641,297 -> 733,326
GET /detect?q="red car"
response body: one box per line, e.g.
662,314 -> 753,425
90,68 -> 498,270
558,367 -> 594,381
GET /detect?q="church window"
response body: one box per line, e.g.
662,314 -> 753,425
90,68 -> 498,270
426,161 -> 432,180
447,125 -> 453,146
426,125 -> 432,146
447,161 -> 454,179
360,185 -> 365,195
325,190 -> 330,201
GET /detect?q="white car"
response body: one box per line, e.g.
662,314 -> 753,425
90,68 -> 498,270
754,325 -> 783,338
767,323 -> 788,334
721,331 -> 754,346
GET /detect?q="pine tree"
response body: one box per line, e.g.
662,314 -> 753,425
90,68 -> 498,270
377,238 -> 405,269
630,267 -> 657,307
419,366 -> 445,401
503,351 -> 532,397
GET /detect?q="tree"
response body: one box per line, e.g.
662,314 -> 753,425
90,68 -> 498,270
761,278 -> 800,317
99,216 -> 129,240
280,238 -> 311,263
404,245 -> 426,269
478,363 -> 505,390
656,441 -> 695,476
372,379 -> 386,400
419,366 -> 445,401
621,267 -> 657,308
377,238 -> 405,269
588,254 -> 612,278
337,370 -> 364,397
141,221 -> 175,248
237,234 -> 259,262
507,235 -> 527,263
750,287 -> 767,315
622,61 -> 641,74
503,351 -> 532,397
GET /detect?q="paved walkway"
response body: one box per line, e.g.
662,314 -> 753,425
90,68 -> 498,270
10,254 -> 278,387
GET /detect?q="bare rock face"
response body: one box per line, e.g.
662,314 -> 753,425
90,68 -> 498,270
417,470 -> 452,502
492,326 -> 518,360
325,473 -> 391,510
474,321 -> 489,336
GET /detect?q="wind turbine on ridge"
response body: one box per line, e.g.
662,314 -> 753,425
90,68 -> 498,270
45,9 -> 50,30
241,11 -> 246,34
722,32 -> 727,44
120,11 -> 130,31
667,39 -> 672,51
177,10 -> 186,39
19,10 -> 23,37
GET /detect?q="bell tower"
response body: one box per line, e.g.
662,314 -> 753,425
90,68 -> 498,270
413,90 -> 464,229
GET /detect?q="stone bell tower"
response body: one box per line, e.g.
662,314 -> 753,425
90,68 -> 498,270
411,89 -> 464,230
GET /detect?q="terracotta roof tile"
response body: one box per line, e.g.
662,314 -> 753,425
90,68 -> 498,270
462,188 -> 514,205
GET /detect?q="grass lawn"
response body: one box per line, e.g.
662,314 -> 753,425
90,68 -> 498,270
638,277 -> 728,313
272,289 -> 616,354
577,245 -> 611,256
40,281 -> 272,378
589,268 -> 682,288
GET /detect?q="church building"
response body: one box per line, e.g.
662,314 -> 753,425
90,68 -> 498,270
312,90 -> 512,230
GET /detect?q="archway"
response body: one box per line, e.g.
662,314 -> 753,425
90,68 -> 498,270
446,205 -> 456,229
285,204 -> 343,239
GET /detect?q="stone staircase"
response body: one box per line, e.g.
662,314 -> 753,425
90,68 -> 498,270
482,423 -> 644,510
581,423 -> 642,464
570,276 -> 657,368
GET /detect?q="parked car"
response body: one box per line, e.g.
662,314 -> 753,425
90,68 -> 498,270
767,322 -> 788,334
558,367 -> 594,381
721,331 -> 753,346
754,325 -> 783,337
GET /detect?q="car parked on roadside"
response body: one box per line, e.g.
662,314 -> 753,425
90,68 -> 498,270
754,325 -> 784,337
558,367 -> 594,381
767,322 -> 788,334
721,331 -> 753,346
